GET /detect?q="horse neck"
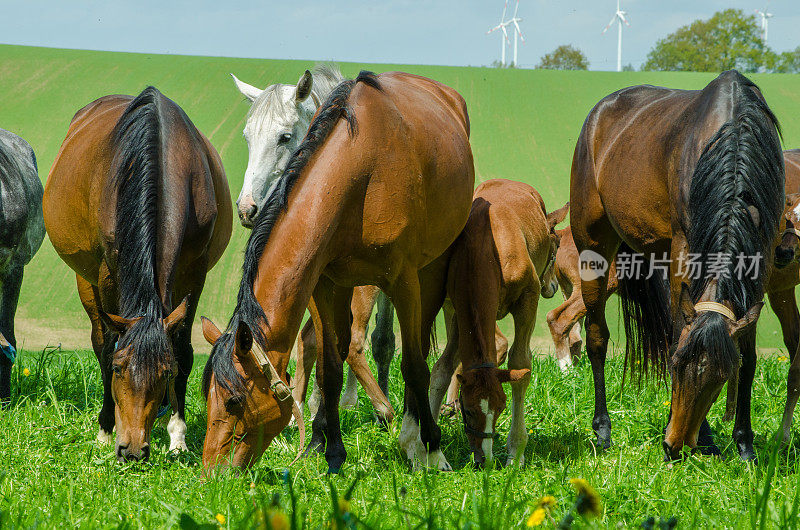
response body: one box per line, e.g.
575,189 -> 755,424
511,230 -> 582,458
249,181 -> 345,361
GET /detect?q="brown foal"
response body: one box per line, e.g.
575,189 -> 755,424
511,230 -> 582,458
429,179 -> 568,466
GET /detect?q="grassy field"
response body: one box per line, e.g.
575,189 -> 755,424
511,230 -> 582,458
3,346 -> 800,528
3,44 -> 800,527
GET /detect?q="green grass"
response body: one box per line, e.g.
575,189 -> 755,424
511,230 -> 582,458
3,345 -> 800,528
3,44 -> 800,527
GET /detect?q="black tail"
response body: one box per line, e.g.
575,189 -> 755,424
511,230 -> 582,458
617,243 -> 672,381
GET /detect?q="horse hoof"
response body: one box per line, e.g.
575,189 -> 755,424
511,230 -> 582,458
327,466 -> 341,474
169,441 -> 189,454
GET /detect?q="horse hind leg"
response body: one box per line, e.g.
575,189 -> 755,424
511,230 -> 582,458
506,287 -> 538,465
768,289 -> 800,442
371,291 -> 396,397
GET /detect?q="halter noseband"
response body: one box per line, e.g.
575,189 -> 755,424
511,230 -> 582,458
783,227 -> 800,239
694,301 -> 736,321
458,362 -> 498,439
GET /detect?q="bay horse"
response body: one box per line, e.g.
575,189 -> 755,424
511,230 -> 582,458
229,65 -> 395,422
570,70 -> 784,461
0,129 -> 45,401
428,179 -> 567,466
44,87 -> 232,462
201,71 -> 474,473
551,151 -> 800,440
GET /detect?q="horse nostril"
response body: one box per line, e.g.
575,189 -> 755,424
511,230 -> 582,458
775,247 -> 793,268
662,441 -> 676,462
141,444 -> 151,461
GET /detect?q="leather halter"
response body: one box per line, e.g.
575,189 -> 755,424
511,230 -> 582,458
694,301 -> 736,321
459,362 -> 497,439
249,340 -> 306,464
540,245 -> 557,280
783,227 -> 800,239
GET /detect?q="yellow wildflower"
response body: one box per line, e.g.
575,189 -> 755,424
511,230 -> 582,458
664,401 -> 670,406
526,508 -> 546,527
338,497 -> 351,513
538,495 -> 557,509
23,368 -> 30,377
569,478 -> 602,517
215,513 -> 226,525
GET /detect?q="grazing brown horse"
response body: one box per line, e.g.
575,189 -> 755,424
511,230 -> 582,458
428,179 -> 567,466
44,87 -> 232,462
570,70 -> 784,461
201,71 -> 474,473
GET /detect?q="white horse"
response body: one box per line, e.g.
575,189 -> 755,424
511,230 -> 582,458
231,65 -> 344,227
230,65 -> 397,418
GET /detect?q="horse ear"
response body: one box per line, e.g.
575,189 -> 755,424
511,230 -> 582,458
497,368 -> 530,384
547,202 -> 570,230
679,282 -> 696,324
163,297 -> 189,334
99,311 -> 135,335
295,70 -> 313,103
234,320 -> 254,358
201,317 -> 222,346
230,73 -> 263,102
728,302 -> 764,340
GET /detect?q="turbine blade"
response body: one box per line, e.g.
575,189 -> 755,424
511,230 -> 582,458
513,0 -> 520,18
501,0 -> 508,23
501,24 -> 510,43
514,20 -> 525,42
602,15 -> 616,33
618,12 -> 630,26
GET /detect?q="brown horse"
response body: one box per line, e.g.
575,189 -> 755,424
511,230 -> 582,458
428,179 -> 567,466
570,70 -> 784,461
44,87 -> 232,462
551,151 -> 800,440
200,71 -> 474,473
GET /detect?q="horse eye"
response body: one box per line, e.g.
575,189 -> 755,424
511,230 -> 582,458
112,364 -> 123,376
278,133 -> 292,144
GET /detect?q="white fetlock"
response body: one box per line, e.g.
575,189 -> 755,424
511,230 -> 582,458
167,412 -> 188,453
97,428 -> 113,445
426,449 -> 452,471
339,391 -> 358,410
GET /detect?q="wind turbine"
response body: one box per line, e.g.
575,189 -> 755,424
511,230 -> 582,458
755,3 -> 773,45
509,0 -> 526,67
602,0 -> 630,72
487,1 -> 512,66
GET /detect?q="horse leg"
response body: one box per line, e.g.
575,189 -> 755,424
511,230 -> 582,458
733,329 -> 758,461
429,308 -> 459,421
0,263 -> 22,403
340,286 -> 375,410
371,291 -> 396,397
167,266 -> 206,454
77,274 -> 115,443
309,277 -> 352,473
495,324 -> 509,365
292,318 -> 317,412
394,262 -> 449,471
547,284 -> 587,372
342,287 -> 394,422
506,286 -> 539,465
770,289 -> 800,442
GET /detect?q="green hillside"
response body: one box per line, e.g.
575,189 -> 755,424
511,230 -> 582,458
2,44 -> 800,351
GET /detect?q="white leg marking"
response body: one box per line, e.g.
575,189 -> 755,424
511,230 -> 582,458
339,366 -> 359,410
167,412 -> 188,453
308,379 -> 321,418
479,399 -> 494,461
398,413 -> 452,471
97,427 -> 113,445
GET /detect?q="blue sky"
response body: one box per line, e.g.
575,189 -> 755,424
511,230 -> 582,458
2,1 -> 799,70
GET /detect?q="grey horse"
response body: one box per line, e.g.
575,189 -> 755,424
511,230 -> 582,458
0,129 -> 45,401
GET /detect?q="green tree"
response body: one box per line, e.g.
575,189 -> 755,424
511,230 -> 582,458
643,9 -> 775,72
775,47 -> 800,73
537,45 -> 589,70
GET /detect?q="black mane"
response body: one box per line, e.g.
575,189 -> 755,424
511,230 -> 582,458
675,71 -> 784,378
202,71 -> 382,399
110,86 -> 173,386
